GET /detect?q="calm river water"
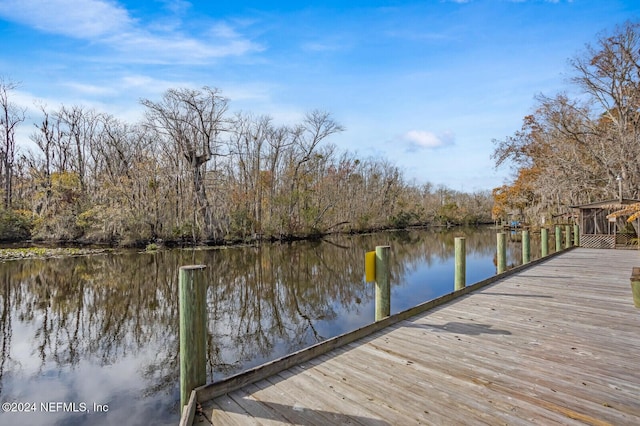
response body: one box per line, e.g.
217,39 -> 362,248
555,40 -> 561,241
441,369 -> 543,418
0,227 -> 542,425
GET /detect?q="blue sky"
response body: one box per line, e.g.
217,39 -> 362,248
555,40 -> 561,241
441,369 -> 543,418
1,0 -> 639,191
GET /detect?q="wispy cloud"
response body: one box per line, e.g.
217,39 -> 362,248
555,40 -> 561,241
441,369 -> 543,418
0,0 -> 262,63
402,130 -> 455,150
0,0 -> 132,38
301,41 -> 344,52
105,31 -> 259,63
61,82 -> 118,96
506,0 -> 574,2
158,0 -> 192,15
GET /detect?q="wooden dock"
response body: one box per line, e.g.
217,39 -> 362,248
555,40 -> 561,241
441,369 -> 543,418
194,248 -> 640,425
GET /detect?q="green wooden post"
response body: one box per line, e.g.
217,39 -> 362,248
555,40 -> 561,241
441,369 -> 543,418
541,228 -> 549,257
179,265 -> 207,409
454,237 -> 466,291
375,245 -> 391,321
497,232 -> 506,274
573,224 -> 580,247
631,267 -> 640,308
565,225 -> 571,249
522,230 -> 530,264
555,225 -> 562,252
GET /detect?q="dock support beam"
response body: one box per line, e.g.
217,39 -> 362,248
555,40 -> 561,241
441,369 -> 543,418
555,225 -> 562,252
541,228 -> 548,257
179,265 -> 207,410
497,232 -> 506,274
573,224 -> 580,247
375,246 -> 391,321
522,230 -> 530,264
565,225 -> 571,249
455,237 -> 466,290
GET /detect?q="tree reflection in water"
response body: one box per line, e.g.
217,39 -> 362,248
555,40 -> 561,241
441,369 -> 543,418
0,227 -> 528,425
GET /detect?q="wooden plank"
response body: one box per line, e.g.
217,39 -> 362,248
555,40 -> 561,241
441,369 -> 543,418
350,339 -> 589,425
329,342 -> 543,426
179,390 -> 197,426
276,366 -> 390,426
225,384 -> 309,425
362,331 -> 638,424
205,394 -> 262,426
287,361 -> 435,425
307,350 -> 466,425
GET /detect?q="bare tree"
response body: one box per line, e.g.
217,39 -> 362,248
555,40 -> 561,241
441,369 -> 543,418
493,21 -> 640,223
0,78 -> 26,208
569,21 -> 640,197
141,87 -> 229,239
285,110 -> 344,233
56,105 -> 102,192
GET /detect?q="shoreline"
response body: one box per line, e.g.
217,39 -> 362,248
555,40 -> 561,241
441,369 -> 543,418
0,222 -> 494,260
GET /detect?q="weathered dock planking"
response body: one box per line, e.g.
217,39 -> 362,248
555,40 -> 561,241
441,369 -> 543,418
195,248 -> 640,425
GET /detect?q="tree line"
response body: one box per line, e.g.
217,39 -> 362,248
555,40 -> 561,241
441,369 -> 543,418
0,84 -> 492,245
492,21 -> 640,225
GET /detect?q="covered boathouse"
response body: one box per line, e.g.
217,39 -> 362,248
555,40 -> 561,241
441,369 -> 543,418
572,198 -> 640,248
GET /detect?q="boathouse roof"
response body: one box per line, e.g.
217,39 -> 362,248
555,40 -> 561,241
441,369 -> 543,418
570,198 -> 640,209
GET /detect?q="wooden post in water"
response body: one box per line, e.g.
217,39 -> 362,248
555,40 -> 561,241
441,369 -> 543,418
555,225 -> 562,252
541,228 -> 548,257
454,237 -> 466,291
522,230 -> 530,264
573,224 -> 580,247
565,225 -> 571,249
375,245 -> 391,321
497,232 -> 506,274
179,265 -> 207,410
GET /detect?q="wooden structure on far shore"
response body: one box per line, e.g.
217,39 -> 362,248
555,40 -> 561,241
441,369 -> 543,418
183,248 -> 640,425
572,198 -> 639,248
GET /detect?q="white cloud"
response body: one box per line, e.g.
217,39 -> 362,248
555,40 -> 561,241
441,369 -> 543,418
61,82 -> 118,96
0,0 -> 262,63
402,130 -> 455,150
301,41 -> 345,52
106,31 -> 259,63
0,0 -> 133,38
159,0 -> 192,15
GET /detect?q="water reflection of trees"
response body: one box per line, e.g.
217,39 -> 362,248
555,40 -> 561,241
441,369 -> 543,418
0,270 -> 12,396
0,227 -> 505,415
205,239 -> 373,378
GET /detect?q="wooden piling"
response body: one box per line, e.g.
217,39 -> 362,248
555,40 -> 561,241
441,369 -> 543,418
522,230 -> 530,264
631,267 -> 640,308
541,228 -> 548,257
565,225 -> 571,249
179,265 -> 207,409
573,224 -> 580,247
497,232 -> 506,274
454,237 -> 466,291
375,246 -> 391,321
555,225 -> 562,252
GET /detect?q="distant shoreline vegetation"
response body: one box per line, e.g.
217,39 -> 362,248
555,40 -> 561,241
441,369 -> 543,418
0,84 -> 493,247
0,223 -> 495,258
0,220 -> 493,251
